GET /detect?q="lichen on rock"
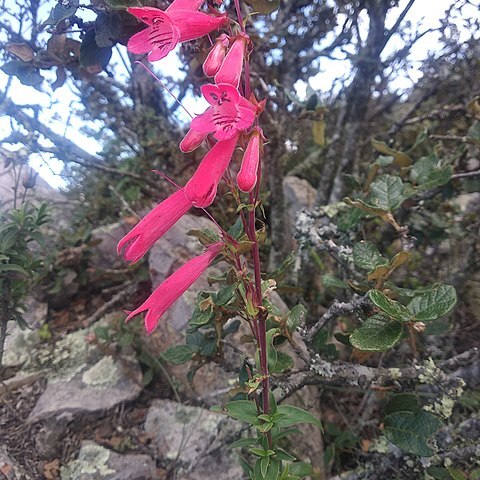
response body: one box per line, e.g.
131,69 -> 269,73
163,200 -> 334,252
60,443 -> 115,479
82,356 -> 120,388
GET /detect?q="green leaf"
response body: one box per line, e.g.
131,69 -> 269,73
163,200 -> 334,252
271,351 -> 294,373
142,368 -> 154,386
410,155 -> 452,190
188,332 -> 216,357
95,12 -> 122,48
447,467 -> 467,480
265,458 -> 281,480
321,274 -> 348,290
369,175 -> 407,211
384,393 -> 419,415
274,448 -> 296,462
369,290 -> 411,322
256,328 -> 280,372
288,462 -> 314,477
223,319 -> 241,336
468,120 -> 480,141
161,345 -> 198,365
383,410 -> 443,456
350,314 -> 403,351
188,307 -> 214,330
187,228 -> 219,245
228,437 -> 258,450
276,405 -> 322,429
352,242 -> 388,272
118,332 -> 134,347
80,29 -> 112,73
42,0 -> 79,28
286,304 -> 306,332
214,283 -> 237,306
426,467 -> 452,480
470,468 -> 480,480
214,400 -> 260,425
337,206 -> 366,231
0,263 -> 30,276
260,456 -> 270,477
407,285 -> 457,322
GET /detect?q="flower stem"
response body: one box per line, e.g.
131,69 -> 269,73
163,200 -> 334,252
234,0 -> 270,444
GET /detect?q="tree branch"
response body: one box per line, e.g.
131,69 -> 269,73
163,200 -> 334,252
0,99 -> 158,189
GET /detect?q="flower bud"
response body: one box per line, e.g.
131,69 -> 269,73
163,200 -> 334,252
215,33 -> 249,89
203,34 -> 228,77
180,128 -> 208,153
237,127 -> 264,193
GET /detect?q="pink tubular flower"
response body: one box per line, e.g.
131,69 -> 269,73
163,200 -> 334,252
117,189 -> 192,264
179,129 -> 208,153
237,127 -> 263,193
187,83 -> 256,142
185,134 -> 239,207
203,34 -> 229,77
214,33 -> 249,89
127,6 -> 228,62
118,137 -> 238,263
126,242 -> 223,334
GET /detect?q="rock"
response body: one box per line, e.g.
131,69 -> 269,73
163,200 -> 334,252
282,176 -> 316,246
35,417 -> 69,459
454,192 -> 480,213
26,313 -> 143,422
22,297 -> 49,328
0,446 -> 29,480
91,221 -> 132,269
144,399 -> 243,480
3,298 -> 48,368
60,442 -> 156,480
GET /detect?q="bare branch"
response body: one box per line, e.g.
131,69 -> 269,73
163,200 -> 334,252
305,296 -> 369,344
0,99 -> 158,188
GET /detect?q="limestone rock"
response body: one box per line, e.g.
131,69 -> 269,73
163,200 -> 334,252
60,442 -> 156,480
282,175 -> 316,246
26,314 -> 142,422
4,298 -> 48,368
91,221 -> 132,269
144,399 -> 243,480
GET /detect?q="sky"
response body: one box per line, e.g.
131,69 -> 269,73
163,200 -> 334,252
0,0 -> 478,189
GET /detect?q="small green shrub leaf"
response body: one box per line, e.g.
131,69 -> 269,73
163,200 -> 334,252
321,274 -> 348,289
369,175 -> 407,211
353,242 -> 388,272
407,285 -> 457,321
214,400 -> 260,425
369,290 -> 411,322
287,304 -> 307,331
384,410 -> 443,457
271,351 -> 294,373
350,314 -> 403,351
276,405 -> 322,429
161,345 -> 198,365
384,393 -> 419,415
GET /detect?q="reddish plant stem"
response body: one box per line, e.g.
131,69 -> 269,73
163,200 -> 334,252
248,192 -> 270,416
233,0 -> 270,418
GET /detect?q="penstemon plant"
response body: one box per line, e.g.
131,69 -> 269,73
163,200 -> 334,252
117,0 -> 320,477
